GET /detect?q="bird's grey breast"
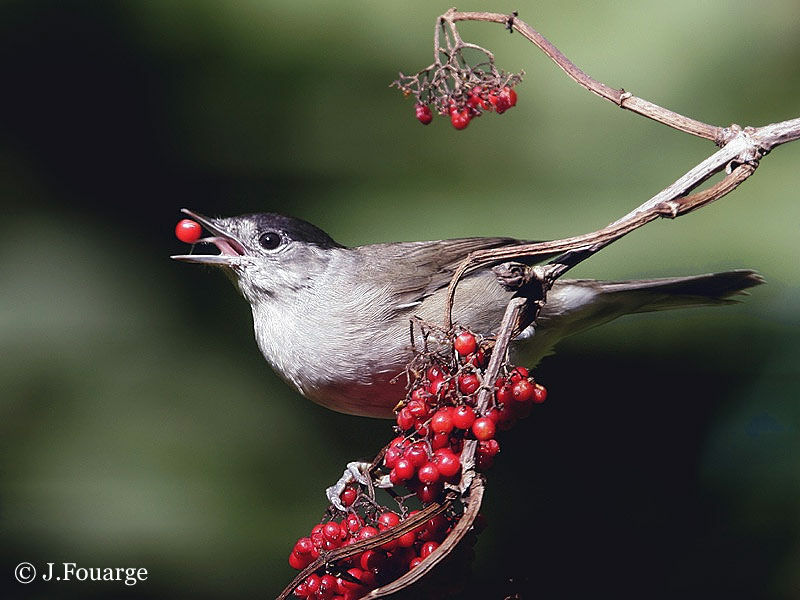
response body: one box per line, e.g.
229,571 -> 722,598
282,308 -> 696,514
249,248 -> 411,400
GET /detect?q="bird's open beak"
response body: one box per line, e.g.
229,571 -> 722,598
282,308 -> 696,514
171,209 -> 248,266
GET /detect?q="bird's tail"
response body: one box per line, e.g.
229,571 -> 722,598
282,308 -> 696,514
517,269 -> 764,363
567,269 -> 765,313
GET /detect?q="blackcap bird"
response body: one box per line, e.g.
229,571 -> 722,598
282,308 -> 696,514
172,209 -> 762,418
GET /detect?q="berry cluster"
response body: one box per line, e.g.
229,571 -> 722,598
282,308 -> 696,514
290,507 -> 457,600
391,330 -> 544,478
414,84 -> 519,130
286,329 -> 546,598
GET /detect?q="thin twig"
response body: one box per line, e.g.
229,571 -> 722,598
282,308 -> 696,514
444,9 -> 722,141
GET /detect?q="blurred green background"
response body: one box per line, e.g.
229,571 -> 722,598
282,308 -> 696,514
1,1 -> 798,598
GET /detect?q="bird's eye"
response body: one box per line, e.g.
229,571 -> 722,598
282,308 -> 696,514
258,231 -> 283,250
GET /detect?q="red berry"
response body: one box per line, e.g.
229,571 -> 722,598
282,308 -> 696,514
494,91 -> 512,114
293,582 -> 309,597
357,526 -> 379,541
467,348 -> 488,368
454,331 -> 478,356
305,574 -> 321,595
345,513 -> 363,534
430,409 -> 454,434
319,574 -> 337,599
358,569 -> 377,588
397,527 -> 417,548
415,103 -> 433,125
396,407 -> 414,430
340,486 -> 357,507
479,438 -> 500,457
467,86 -> 484,108
430,430 -> 450,450
424,513 -> 450,537
533,383 -> 547,404
359,548 -> 387,571
288,551 -> 308,570
511,379 -> 534,403
409,556 -> 424,569
452,405 -> 476,430
393,458 -> 415,481
450,108 -> 471,130
417,462 -> 441,484
416,482 -> 443,504
434,449 -> 461,478
472,417 -> 496,441
339,520 -> 352,542
487,405 -> 517,431
175,219 -> 202,243
509,366 -> 529,382
384,445 -> 402,469
377,511 -> 401,530
458,373 -> 480,395
404,442 -> 428,468
294,537 -> 314,555
496,383 -> 514,405
420,541 -> 439,559
339,568 -> 365,592
427,365 -> 447,381
323,521 -> 342,542
407,399 -> 429,419
411,387 -> 430,403
428,378 -> 449,397
505,85 -> 518,106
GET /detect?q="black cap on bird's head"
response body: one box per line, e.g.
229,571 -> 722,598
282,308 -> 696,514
171,209 -> 343,267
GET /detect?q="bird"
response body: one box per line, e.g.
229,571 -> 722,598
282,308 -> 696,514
172,209 -> 763,418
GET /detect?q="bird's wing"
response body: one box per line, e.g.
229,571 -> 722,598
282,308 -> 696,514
362,237 -> 532,305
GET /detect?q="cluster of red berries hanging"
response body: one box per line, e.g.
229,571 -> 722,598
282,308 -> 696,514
412,83 -> 519,130
286,329 -> 546,599
392,24 -> 523,131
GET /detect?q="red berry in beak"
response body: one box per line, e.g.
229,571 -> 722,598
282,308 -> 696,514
175,218 -> 203,243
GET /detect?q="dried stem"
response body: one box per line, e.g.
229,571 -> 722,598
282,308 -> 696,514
444,9 -> 722,141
